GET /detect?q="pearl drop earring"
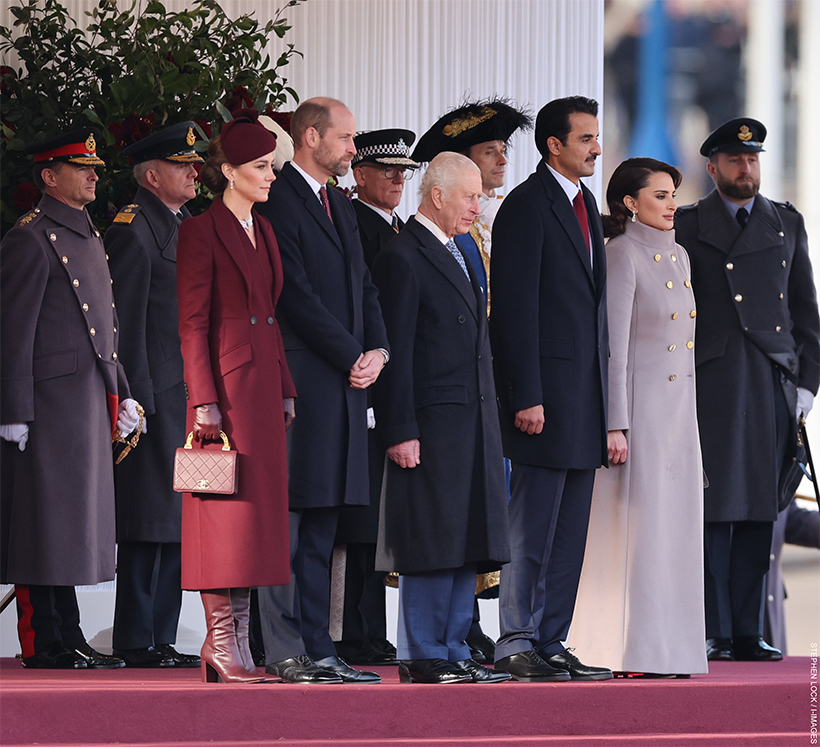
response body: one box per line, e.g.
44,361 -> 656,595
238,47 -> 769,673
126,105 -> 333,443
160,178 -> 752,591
230,179 -> 235,190
631,210 -> 637,223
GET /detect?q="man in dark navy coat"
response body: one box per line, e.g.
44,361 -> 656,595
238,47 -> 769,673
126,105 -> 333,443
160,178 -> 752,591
675,118 -> 820,662
333,129 -> 419,666
105,122 -> 203,668
255,98 -> 389,684
489,97 -> 612,682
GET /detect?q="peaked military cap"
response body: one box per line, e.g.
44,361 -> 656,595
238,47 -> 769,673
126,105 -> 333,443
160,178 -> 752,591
123,121 -> 204,164
700,117 -> 767,157
412,98 -> 533,163
25,126 -> 105,166
352,129 -> 419,168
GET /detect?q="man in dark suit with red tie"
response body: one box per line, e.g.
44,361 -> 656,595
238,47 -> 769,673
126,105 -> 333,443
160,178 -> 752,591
254,97 -> 390,684
490,97 -> 613,682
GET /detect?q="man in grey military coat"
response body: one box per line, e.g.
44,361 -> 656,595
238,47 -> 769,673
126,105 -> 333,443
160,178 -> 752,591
0,128 -> 142,669
675,117 -> 820,662
105,122 -> 203,668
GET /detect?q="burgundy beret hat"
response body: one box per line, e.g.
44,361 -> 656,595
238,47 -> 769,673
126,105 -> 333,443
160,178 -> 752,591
221,108 -> 277,165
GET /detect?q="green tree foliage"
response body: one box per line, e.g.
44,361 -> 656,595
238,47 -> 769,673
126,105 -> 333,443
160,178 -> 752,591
0,0 -> 305,234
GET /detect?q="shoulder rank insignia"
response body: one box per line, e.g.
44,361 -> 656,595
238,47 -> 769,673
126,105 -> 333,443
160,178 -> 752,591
774,200 -> 797,213
17,210 -> 39,227
113,203 -> 141,224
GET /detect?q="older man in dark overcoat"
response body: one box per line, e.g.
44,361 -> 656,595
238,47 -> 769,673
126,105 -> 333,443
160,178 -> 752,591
675,117 -> 820,662
105,122 -> 203,668
254,98 -> 389,684
0,128 -> 140,669
372,152 -> 511,685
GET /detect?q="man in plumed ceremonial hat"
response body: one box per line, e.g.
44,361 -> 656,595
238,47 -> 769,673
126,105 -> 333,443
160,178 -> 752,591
0,127 -> 143,669
332,129 -> 419,666
675,117 -> 820,662
105,122 -> 203,668
413,98 -> 532,308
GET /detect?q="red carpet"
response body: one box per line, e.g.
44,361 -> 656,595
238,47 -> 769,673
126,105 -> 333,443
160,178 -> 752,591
0,657 -> 811,746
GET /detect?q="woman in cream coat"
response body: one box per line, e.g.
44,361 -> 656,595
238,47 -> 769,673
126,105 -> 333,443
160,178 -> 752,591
568,158 -> 708,677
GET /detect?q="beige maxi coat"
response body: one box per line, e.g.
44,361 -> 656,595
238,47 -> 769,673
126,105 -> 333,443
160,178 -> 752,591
568,220 -> 708,675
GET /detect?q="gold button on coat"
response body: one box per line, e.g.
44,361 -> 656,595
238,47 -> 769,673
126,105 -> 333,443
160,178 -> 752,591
89,328 -> 96,336
671,254 -> 677,262
669,375 -> 677,381
49,233 -> 57,241
82,303 -> 89,311
666,281 -> 673,289
112,352 -> 118,360
734,294 -> 742,302
654,254 -> 661,262
782,260 -> 787,267
61,256 -> 68,264
671,312 -> 678,320
686,341 -> 694,349
668,344 -> 676,351
684,280 -> 691,288
690,310 -> 697,318
776,326 -> 782,332
779,293 -> 784,300
726,263 -> 734,270
72,279 -> 80,287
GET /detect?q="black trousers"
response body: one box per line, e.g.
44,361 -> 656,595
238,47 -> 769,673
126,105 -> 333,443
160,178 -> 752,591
339,542 -> 388,642
15,585 -> 84,658
112,541 -> 183,649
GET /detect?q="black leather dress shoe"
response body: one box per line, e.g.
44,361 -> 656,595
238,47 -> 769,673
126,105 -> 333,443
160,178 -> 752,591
452,658 -> 511,683
371,638 -> 398,659
334,639 -> 395,665
155,644 -> 201,668
398,658 -> 473,684
540,649 -> 613,681
113,646 -> 174,668
22,640 -> 87,669
466,632 -> 496,665
314,655 -> 381,683
495,649 -> 570,682
733,636 -> 783,662
266,655 -> 343,683
73,642 -> 125,669
706,638 -> 735,661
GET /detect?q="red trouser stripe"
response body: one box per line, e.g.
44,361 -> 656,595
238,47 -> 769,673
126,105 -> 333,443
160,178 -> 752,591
108,391 -> 119,436
15,585 -> 36,659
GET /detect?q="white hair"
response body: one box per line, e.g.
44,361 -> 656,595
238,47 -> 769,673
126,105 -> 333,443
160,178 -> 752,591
133,160 -> 154,187
419,151 -> 481,203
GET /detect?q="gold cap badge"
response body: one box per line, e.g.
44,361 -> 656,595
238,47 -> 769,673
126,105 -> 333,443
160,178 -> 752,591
738,125 -> 752,142
186,127 -> 196,146
85,133 -> 96,152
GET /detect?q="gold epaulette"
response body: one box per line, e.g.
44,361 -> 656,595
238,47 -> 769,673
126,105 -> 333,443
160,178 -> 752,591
113,204 -> 141,224
17,210 -> 40,227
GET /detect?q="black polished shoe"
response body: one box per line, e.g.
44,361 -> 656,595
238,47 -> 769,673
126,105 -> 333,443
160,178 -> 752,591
706,637 -> 735,661
494,649 -> 570,682
371,638 -> 398,659
22,640 -> 87,669
266,655 -> 343,683
113,646 -> 174,668
452,658 -> 511,683
73,642 -> 125,669
334,639 -> 395,665
733,636 -> 783,662
539,648 -> 613,681
398,658 -> 473,684
466,632 -> 496,665
314,655 -> 381,683
155,644 -> 201,668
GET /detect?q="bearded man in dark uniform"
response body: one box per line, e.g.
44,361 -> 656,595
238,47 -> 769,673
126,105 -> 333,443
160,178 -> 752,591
0,128 -> 142,669
105,122 -> 203,668
675,118 -> 820,662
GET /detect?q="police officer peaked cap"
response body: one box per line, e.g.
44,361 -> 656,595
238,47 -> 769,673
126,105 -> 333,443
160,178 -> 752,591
26,126 -> 105,166
123,121 -> 204,164
700,117 -> 767,157
352,129 -> 420,168
412,98 -> 533,163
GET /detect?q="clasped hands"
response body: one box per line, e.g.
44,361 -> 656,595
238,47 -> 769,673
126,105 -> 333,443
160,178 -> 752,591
349,349 -> 386,389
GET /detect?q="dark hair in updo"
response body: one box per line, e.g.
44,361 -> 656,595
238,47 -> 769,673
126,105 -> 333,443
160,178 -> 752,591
200,135 -> 229,195
603,157 -> 682,238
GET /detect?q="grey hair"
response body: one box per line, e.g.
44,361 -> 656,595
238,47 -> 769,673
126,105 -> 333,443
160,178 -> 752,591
419,151 -> 481,202
133,160 -> 153,187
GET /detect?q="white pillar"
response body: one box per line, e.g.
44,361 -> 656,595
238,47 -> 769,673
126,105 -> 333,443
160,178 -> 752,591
746,0 -> 786,200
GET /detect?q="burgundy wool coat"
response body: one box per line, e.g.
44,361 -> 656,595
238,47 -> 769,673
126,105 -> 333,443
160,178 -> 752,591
176,197 -> 296,590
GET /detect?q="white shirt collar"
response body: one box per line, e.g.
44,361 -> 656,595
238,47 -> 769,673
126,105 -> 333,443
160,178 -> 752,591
356,198 -> 394,225
546,162 -> 582,204
290,160 -> 325,201
414,211 -> 451,245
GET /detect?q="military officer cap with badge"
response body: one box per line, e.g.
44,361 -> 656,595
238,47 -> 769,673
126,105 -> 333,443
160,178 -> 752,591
700,117 -> 767,158
352,129 -> 420,172
122,121 -> 204,164
411,98 -> 533,163
25,126 -> 106,166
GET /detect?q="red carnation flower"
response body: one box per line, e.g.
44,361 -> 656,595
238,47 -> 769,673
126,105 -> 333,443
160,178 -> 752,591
223,86 -> 253,115
108,112 -> 158,150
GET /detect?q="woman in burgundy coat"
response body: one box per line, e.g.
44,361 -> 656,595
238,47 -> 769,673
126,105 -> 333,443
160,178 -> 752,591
176,110 -> 296,683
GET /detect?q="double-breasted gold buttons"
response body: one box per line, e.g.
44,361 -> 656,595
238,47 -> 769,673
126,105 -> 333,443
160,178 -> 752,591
686,341 -> 694,349
72,278 -> 80,287
734,294 -> 743,302
666,281 -> 673,289
668,344 -> 676,352
690,310 -> 697,318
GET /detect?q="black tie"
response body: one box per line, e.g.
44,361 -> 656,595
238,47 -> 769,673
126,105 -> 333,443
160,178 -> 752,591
736,207 -> 749,228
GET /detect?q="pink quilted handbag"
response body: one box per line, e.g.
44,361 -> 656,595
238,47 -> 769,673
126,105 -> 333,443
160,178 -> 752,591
173,431 -> 238,495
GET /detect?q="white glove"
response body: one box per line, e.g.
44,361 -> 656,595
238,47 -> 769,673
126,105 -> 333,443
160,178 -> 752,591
0,423 -> 29,451
117,398 -> 146,438
797,387 -> 814,420
367,407 -> 376,430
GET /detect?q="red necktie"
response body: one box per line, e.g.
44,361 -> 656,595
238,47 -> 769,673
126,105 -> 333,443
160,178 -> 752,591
319,185 -> 333,223
573,190 -> 591,256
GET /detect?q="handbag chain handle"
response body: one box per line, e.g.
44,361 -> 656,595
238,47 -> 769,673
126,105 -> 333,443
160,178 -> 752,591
183,430 -> 232,451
